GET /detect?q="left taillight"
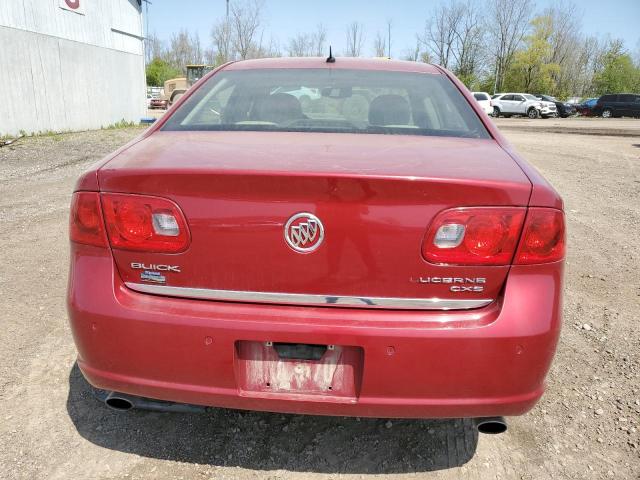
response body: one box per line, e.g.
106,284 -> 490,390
101,193 -> 190,253
70,192 -> 107,247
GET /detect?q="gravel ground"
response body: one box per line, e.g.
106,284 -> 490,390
0,120 -> 638,479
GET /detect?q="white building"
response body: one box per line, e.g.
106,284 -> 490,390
0,0 -> 146,136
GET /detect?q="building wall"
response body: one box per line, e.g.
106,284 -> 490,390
0,0 -> 145,136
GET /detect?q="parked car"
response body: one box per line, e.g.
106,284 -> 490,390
472,91 -> 493,115
492,93 -> 557,118
149,97 -> 168,110
593,93 -> 640,118
535,94 -> 576,118
575,98 -> 598,116
68,58 -> 565,431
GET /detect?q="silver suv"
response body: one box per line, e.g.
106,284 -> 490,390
491,93 -> 557,119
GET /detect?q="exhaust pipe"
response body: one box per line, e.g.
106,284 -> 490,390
99,390 -> 206,413
475,416 -> 507,434
105,392 -> 134,411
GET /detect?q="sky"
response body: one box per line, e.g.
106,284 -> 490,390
143,0 -> 640,58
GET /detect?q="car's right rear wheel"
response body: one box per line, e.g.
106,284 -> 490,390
492,106 -> 500,117
602,108 -> 612,118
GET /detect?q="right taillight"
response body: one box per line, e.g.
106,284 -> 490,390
514,208 -> 565,264
422,207 -> 526,265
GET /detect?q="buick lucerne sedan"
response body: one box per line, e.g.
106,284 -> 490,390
68,57 -> 565,432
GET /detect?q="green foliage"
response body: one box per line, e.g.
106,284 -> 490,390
593,52 -> 640,95
146,58 -> 181,87
102,119 -> 141,130
504,16 -> 560,94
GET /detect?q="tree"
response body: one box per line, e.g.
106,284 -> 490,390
211,19 -> 233,64
505,16 -> 560,93
373,31 -> 387,57
450,1 -> 485,86
145,33 -> 165,64
418,1 -> 485,86
593,48 -> 640,94
165,29 -> 204,73
145,58 -> 181,86
486,0 -> 534,92
230,0 -> 264,60
311,24 -> 327,56
345,22 -> 365,57
419,1 -> 464,68
288,33 -> 313,56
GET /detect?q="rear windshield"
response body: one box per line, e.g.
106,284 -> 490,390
162,68 -> 490,139
473,93 -> 489,101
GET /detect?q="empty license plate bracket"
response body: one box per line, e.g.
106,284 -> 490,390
235,341 -> 363,399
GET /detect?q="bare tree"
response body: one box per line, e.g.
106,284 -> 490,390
211,19 -> 233,64
253,36 -> 282,58
230,0 -> 264,60
486,0 -> 534,92
402,37 -> 425,62
419,2 -> 465,68
145,32 -> 165,63
166,29 -> 204,73
345,22 -> 365,57
287,33 -> 313,56
312,24 -> 327,56
451,1 -> 485,82
373,31 -> 387,57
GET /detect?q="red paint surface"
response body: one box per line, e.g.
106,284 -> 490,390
68,58 -> 564,418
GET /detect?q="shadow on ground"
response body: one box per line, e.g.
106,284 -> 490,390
66,363 -> 478,474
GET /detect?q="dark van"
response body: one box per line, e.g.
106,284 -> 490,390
594,94 -> 640,118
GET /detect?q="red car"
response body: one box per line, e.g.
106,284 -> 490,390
68,58 -> 565,433
149,97 -> 168,110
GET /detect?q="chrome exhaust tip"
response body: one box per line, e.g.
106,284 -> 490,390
475,416 -> 507,434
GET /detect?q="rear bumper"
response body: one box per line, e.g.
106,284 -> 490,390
68,245 -> 563,418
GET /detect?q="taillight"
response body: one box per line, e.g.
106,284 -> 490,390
514,208 -> 565,264
101,193 -> 190,253
422,207 -> 526,265
70,192 -> 107,247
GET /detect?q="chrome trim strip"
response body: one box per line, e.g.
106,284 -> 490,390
124,283 -> 493,310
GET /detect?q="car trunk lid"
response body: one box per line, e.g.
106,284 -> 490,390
98,131 -> 531,308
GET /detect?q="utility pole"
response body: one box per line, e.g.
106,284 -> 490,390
226,0 -> 229,21
387,19 -> 392,58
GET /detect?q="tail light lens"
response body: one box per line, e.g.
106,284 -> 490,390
101,193 -> 190,253
514,208 -> 565,264
70,192 -> 107,247
423,207 -> 526,265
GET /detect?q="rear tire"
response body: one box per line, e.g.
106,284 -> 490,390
527,108 -> 540,119
602,108 -> 612,118
492,107 -> 500,118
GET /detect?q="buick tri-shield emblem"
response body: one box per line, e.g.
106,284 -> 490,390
284,213 -> 324,253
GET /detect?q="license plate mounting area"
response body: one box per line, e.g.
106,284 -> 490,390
235,341 -> 363,401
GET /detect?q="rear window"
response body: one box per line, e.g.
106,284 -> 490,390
162,68 -> 490,139
473,93 -> 489,101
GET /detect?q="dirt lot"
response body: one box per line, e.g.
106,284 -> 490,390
0,118 -> 639,479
